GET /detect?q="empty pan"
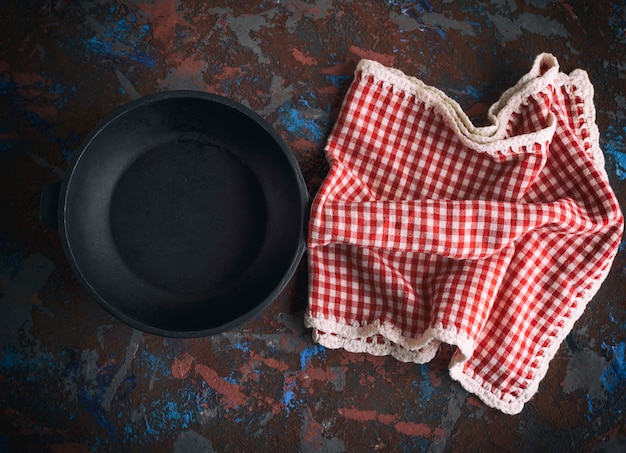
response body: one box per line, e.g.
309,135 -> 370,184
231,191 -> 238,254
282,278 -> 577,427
41,91 -> 309,337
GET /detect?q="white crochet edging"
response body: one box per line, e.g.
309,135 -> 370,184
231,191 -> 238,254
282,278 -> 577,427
304,311 -> 475,367
449,242 -> 620,415
565,69 -> 606,174
355,54 -> 561,154
312,329 -> 441,364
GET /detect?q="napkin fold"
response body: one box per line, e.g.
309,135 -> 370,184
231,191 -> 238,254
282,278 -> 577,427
305,53 -> 623,414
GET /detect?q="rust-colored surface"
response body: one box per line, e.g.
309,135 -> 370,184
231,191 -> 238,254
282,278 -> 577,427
1,1 -> 625,451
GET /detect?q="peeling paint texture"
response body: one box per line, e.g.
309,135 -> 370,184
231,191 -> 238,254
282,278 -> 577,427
1,0 -> 626,451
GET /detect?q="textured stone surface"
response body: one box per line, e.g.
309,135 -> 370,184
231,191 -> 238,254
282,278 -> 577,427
1,1 -> 625,451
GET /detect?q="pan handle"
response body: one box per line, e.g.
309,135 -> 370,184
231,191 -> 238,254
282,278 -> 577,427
40,180 -> 62,230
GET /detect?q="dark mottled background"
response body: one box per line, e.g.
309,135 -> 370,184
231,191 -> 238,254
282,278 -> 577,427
1,1 -> 625,452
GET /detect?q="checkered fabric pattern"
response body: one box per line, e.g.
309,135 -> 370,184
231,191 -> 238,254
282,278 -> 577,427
305,54 -> 624,414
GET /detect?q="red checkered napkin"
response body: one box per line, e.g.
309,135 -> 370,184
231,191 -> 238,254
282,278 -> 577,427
305,54 -> 623,414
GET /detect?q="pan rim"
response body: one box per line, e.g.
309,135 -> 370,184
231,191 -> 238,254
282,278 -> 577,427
59,90 -> 309,337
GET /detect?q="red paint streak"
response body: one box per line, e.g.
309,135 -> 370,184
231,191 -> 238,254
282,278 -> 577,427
137,0 -> 206,90
466,395 -> 486,408
24,105 -> 58,119
194,362 -> 248,409
173,56 -> 206,78
339,350 -> 372,365
247,351 -> 290,372
558,0 -> 578,21
257,394 -> 283,415
338,407 -> 379,422
317,85 -> 339,95
278,335 -> 295,350
4,407 -> 54,436
349,46 -> 395,66
171,352 -> 194,379
466,102 -> 488,118
159,56 -> 209,91
1,69 -> 61,118
428,368 -> 442,387
339,408 -> 444,439
365,355 -> 388,366
11,71 -> 47,86
378,413 -> 397,424
394,421 -> 444,439
304,366 -> 337,383
291,138 -> 318,151
339,408 -> 395,424
214,66 -> 243,81
320,62 -> 355,75
302,408 -> 324,449
292,48 -> 317,65
171,353 -> 247,409
137,0 -> 191,49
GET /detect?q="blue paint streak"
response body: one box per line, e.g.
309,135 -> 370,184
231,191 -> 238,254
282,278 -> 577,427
233,341 -> 250,353
325,74 -> 351,88
165,401 -> 181,420
52,82 -> 64,95
299,343 -> 325,370
138,350 -> 171,378
463,85 -> 483,100
0,347 -> 19,370
86,37 -> 157,67
605,143 -> 626,179
586,393 -> 595,416
46,81 -> 72,109
137,387 -> 198,436
400,436 -> 431,453
278,102 -> 325,142
283,389 -> 295,407
78,388 -> 117,438
603,125 -> 626,180
469,20 -> 483,33
281,378 -> 298,413
144,419 -> 158,436
420,0 -> 435,13
0,345 -> 57,372
85,13 -> 156,68
601,341 -> 626,395
419,365 -> 434,402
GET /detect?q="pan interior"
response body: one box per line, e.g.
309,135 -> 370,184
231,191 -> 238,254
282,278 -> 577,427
109,139 -> 265,298
62,93 -> 306,335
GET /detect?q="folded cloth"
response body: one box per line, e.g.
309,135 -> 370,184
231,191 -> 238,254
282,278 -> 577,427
305,53 -> 624,414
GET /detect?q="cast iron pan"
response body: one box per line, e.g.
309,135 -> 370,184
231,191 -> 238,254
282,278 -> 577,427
41,91 -> 309,337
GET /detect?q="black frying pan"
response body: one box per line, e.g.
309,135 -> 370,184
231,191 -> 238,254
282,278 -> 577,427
41,91 -> 309,337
